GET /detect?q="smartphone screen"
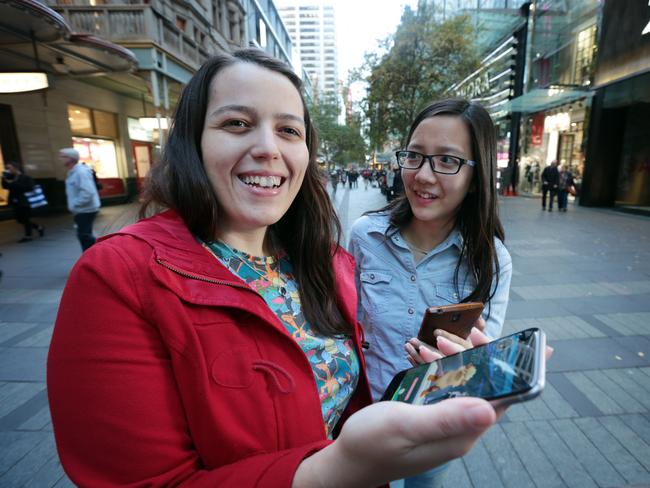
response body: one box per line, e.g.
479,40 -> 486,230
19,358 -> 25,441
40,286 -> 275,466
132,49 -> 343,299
382,328 -> 545,405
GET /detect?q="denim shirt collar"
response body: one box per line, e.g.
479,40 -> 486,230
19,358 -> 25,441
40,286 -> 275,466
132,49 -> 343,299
364,212 -> 464,256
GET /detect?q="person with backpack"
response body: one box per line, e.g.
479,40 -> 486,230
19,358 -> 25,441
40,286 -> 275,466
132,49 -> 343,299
59,148 -> 101,251
1,161 -> 45,242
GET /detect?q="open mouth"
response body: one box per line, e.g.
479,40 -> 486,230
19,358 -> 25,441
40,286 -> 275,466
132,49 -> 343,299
414,189 -> 438,200
239,175 -> 284,189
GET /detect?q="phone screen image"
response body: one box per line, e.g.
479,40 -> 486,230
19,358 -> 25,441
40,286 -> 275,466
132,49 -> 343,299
386,329 -> 543,405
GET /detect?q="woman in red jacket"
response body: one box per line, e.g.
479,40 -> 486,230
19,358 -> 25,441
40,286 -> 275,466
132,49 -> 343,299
47,49 -> 498,487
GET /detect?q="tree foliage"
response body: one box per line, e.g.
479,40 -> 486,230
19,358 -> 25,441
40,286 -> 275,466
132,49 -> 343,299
355,3 -> 480,150
308,93 -> 367,167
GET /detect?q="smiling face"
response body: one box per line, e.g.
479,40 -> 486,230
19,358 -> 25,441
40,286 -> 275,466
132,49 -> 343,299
200,62 -> 309,242
402,115 -> 475,230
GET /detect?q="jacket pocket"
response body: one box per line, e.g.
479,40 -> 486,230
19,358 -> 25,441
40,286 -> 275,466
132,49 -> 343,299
359,270 -> 393,314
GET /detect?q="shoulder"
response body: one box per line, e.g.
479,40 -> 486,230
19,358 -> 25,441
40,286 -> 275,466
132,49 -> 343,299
494,237 -> 512,268
350,212 -> 390,240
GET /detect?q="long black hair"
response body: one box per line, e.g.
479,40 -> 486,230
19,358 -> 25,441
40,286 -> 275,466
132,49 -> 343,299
382,98 -> 504,305
141,49 -> 350,336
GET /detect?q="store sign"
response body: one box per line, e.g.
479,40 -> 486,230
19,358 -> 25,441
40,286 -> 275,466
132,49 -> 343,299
531,113 -> 545,145
456,70 -> 492,99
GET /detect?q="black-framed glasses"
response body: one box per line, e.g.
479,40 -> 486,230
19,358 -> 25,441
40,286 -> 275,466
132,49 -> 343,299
395,150 -> 476,175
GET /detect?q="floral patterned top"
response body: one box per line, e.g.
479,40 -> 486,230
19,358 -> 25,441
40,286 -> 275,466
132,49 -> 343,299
203,240 -> 360,438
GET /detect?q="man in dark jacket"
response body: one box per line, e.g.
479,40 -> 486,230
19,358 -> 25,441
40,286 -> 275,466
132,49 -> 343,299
1,162 -> 44,242
541,160 -> 560,211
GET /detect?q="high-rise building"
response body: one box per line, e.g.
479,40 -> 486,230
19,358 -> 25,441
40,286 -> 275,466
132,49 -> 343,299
276,0 -> 338,97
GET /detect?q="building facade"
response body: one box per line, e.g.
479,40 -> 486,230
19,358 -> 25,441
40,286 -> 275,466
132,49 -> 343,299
276,0 -> 338,97
1,0 -> 301,217
445,0 -> 650,211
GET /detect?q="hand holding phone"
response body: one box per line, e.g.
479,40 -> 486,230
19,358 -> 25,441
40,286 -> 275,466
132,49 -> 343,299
384,328 -> 546,407
418,302 -> 484,342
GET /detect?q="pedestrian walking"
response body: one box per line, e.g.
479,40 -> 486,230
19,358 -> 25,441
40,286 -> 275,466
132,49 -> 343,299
48,49 -> 500,488
1,162 -> 45,242
541,160 -> 559,211
349,98 -> 512,488
59,148 -> 101,251
557,164 -> 575,212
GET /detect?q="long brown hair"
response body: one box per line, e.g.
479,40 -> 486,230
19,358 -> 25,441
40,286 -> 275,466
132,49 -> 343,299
381,98 -> 504,306
141,49 -> 349,336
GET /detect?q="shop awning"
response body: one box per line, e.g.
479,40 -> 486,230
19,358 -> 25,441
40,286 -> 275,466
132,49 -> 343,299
508,87 -> 593,113
0,0 -> 137,81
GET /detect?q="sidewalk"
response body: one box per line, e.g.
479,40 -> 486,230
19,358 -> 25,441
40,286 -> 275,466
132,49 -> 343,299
1,190 -> 649,487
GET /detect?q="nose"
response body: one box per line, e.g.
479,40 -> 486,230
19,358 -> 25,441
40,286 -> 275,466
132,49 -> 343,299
414,158 -> 439,184
250,125 -> 280,161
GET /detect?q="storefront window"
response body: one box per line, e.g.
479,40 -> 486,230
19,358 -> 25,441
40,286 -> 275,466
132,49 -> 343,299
72,137 -> 119,179
68,105 -> 93,135
93,110 -> 118,139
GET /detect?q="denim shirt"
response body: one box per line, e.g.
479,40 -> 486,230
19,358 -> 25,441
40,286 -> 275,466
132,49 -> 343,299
348,211 -> 513,400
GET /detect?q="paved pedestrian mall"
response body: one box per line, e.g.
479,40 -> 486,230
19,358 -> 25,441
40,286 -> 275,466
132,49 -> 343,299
1,187 -> 649,487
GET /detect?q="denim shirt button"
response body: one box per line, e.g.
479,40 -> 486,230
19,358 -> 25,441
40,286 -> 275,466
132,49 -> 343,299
370,273 -> 375,280
410,275 -> 416,282
408,308 -> 414,314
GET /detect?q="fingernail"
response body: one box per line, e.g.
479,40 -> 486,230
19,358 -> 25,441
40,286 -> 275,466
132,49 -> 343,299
548,346 -> 554,353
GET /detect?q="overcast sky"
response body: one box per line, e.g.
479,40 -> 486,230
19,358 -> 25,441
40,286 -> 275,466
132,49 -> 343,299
333,0 -> 419,80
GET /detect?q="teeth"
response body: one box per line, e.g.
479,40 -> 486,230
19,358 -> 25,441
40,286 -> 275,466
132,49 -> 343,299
241,175 -> 281,188
416,190 -> 435,199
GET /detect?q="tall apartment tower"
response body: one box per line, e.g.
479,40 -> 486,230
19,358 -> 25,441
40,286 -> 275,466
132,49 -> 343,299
276,1 -> 338,97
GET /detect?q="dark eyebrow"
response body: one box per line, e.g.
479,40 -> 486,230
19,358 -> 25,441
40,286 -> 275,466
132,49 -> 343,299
207,104 -> 304,127
206,104 -> 255,120
407,143 -> 465,155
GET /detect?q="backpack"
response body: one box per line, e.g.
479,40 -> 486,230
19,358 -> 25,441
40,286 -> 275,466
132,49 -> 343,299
91,168 -> 103,191
83,163 -> 103,191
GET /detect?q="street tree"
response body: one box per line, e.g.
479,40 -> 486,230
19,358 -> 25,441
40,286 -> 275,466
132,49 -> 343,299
308,93 -> 367,168
355,3 -> 480,149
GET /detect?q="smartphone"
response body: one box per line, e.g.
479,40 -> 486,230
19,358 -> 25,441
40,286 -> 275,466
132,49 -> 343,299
418,302 -> 484,342
381,328 -> 546,407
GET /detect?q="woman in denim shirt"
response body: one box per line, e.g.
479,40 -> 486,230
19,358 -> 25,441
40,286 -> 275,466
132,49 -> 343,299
349,99 -> 512,488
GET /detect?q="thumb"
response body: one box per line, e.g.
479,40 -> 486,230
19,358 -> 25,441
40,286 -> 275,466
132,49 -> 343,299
401,397 -> 497,444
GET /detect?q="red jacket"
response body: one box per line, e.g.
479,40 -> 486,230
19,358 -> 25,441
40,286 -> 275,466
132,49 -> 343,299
48,210 -> 373,487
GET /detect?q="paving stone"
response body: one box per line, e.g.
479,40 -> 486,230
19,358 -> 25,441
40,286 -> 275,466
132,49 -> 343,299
565,371 -> 624,415
0,323 -> 36,345
0,432 -> 56,487
582,370 -> 646,413
481,425 -> 535,488
0,382 -> 45,418
574,417 -> 650,485
501,421 -> 565,488
601,368 -> 650,408
440,459 -> 471,488
0,431 -> 49,475
550,418 -> 626,488
460,437 -> 503,488
525,419 -> 598,488
619,414 -> 650,447
598,416 -> 650,472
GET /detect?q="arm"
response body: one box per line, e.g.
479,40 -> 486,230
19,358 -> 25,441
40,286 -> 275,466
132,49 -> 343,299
483,243 -> 512,339
48,241 -> 330,487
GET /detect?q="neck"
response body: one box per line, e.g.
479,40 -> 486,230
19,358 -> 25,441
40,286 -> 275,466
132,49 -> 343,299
215,227 -> 270,257
403,216 -> 456,252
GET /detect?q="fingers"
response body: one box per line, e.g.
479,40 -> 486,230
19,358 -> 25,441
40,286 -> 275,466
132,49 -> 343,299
433,330 -> 472,354
545,345 -> 554,360
468,327 -> 491,346
405,339 -> 443,365
474,316 -> 487,332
